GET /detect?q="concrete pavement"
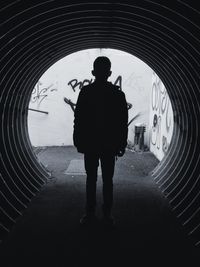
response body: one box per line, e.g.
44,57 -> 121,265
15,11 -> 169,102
1,146 -> 197,266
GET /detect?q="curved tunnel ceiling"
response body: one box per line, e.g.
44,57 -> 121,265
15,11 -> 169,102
0,0 -> 200,247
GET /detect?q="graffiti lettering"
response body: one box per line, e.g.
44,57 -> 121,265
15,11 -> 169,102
68,78 -> 93,92
65,75 -> 137,127
63,97 -> 76,112
68,75 -> 122,92
31,81 -> 57,105
162,136 -> 168,154
151,115 -> 161,149
152,79 -> 168,115
150,72 -> 173,158
114,75 -> 122,90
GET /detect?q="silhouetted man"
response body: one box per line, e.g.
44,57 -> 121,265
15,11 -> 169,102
73,56 -> 128,226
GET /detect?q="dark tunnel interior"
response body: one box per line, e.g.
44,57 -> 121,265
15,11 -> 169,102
0,0 -> 200,262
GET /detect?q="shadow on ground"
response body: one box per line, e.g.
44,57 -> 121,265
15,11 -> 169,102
0,146 -> 198,266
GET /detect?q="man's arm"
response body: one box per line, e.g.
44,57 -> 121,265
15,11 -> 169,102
73,90 -> 85,151
117,92 -> 128,156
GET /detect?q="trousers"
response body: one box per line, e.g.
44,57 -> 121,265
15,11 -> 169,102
84,151 -> 116,215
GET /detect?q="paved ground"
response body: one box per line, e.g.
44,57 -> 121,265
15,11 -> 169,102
0,146 -> 198,266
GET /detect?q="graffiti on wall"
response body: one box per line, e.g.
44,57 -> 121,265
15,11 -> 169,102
68,78 -> 93,92
31,81 -> 57,106
124,72 -> 144,92
150,72 -> 173,158
64,75 -> 139,127
67,75 -> 122,92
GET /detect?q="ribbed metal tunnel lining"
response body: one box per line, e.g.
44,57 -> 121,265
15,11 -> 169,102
0,0 -> 200,247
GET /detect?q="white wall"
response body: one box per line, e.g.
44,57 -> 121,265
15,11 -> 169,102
28,48 -> 153,147
149,72 -> 174,161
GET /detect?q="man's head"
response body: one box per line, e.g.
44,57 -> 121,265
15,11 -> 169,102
92,56 -> 112,81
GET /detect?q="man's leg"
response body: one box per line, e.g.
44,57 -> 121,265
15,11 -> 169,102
100,152 -> 115,220
84,153 -> 99,216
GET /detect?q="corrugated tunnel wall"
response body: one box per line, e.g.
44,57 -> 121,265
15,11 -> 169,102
0,0 -> 200,247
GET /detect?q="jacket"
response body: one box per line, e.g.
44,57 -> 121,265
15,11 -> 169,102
73,80 -> 128,154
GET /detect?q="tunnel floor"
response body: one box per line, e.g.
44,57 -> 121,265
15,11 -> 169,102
0,147 -> 198,266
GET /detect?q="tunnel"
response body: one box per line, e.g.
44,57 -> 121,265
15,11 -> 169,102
0,0 -> 200,258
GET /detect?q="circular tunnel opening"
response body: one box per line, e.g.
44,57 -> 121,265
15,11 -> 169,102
27,48 -> 174,178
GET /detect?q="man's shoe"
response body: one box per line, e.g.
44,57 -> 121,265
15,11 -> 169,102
80,214 -> 97,226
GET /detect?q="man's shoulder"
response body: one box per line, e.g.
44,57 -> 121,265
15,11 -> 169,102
80,83 -> 94,94
80,82 -> 125,98
106,82 -> 122,93
108,83 -> 125,97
